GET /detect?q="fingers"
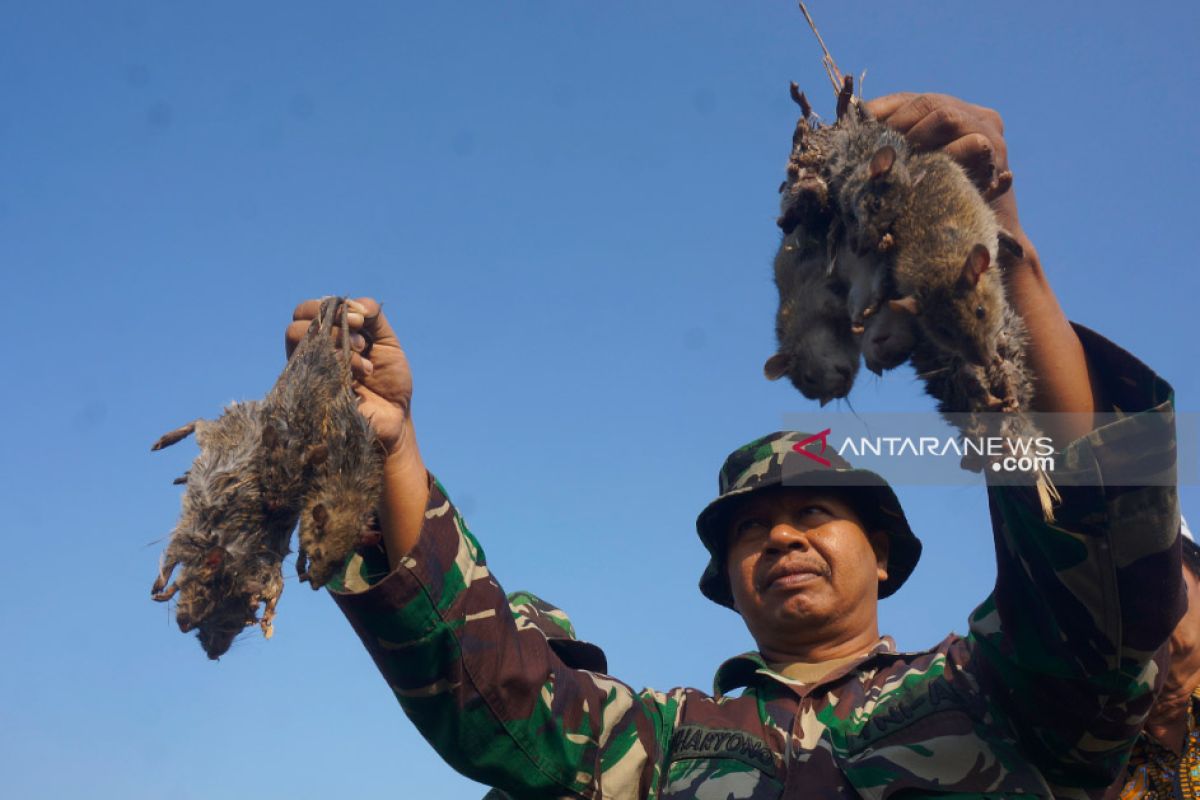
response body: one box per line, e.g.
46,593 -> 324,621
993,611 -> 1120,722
291,298 -> 367,330
284,311 -> 371,358
872,93 -> 989,134
870,93 -> 1004,148
863,92 -> 917,122
865,93 -> 1009,195
348,297 -> 380,318
349,295 -> 399,350
349,351 -> 374,380
941,133 -> 996,191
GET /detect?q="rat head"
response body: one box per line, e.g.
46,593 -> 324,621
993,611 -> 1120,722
300,491 -> 375,587
897,243 -> 1004,366
197,619 -> 245,660
860,304 -> 917,375
841,142 -> 911,255
765,312 -> 860,404
174,564 -> 260,659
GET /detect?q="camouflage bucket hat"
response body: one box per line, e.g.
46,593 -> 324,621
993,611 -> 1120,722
696,431 -> 922,610
507,591 -> 608,674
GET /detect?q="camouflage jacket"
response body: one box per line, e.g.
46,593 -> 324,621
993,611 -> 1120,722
330,328 -> 1182,799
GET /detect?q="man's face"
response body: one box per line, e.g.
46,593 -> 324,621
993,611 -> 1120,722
724,486 -> 889,659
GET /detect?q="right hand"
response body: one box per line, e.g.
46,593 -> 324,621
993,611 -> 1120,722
285,297 -> 414,458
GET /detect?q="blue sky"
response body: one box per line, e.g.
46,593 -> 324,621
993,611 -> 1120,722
2,2 -> 1197,797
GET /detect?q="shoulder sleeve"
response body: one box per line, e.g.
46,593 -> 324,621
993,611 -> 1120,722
967,324 -> 1185,794
328,475 -> 683,799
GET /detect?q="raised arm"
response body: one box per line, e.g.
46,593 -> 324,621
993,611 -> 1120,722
865,93 -> 1102,439
285,298 -> 678,798
867,95 -> 1185,793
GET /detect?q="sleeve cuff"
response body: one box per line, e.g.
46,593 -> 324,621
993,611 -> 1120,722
328,473 -> 476,644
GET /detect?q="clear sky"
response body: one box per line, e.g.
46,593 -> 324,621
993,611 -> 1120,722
2,2 -> 1197,797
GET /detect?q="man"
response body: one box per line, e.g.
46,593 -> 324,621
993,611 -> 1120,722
1120,518 -> 1200,798
285,93 -> 1183,797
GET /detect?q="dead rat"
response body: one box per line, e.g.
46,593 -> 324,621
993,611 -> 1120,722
151,295 -> 381,657
764,222 -> 861,404
909,304 -> 1058,515
860,300 -> 917,375
838,137 -> 1006,369
294,301 -> 386,589
150,400 -> 286,658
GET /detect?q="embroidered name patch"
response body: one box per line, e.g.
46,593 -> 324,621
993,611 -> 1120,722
668,725 -> 777,774
843,676 -> 961,754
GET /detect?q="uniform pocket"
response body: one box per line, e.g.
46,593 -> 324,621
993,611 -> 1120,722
838,709 -> 1052,799
660,757 -> 783,800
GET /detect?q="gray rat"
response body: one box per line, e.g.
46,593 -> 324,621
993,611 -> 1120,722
151,400 -> 285,659
764,222 -> 861,404
860,300 -> 917,375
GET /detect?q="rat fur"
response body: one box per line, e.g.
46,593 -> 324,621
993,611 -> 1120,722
294,301 -> 386,589
151,296 -> 383,658
873,146 -> 1007,368
765,221 -> 861,404
860,301 -> 917,375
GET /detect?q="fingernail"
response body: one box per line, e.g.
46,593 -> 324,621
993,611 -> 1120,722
346,312 -> 365,327
347,300 -> 367,314
362,359 -> 374,375
351,333 -> 366,351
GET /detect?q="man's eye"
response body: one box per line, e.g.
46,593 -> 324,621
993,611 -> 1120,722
735,518 -> 768,537
799,505 -> 831,519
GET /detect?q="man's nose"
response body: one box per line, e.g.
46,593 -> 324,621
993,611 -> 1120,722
767,523 -> 810,550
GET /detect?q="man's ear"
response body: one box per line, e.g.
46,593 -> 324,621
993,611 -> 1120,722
868,530 -> 890,583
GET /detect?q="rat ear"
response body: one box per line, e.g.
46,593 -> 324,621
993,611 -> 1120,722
868,145 -> 897,180
888,296 -> 921,316
959,244 -> 991,288
763,353 -> 791,381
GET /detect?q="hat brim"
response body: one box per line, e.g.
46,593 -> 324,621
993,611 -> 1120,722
696,466 -> 921,610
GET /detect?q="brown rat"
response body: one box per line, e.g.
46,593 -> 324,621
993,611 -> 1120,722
294,299 -> 386,588
873,145 -> 1007,368
151,296 -> 382,657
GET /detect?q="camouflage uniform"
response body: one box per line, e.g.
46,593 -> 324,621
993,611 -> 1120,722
330,327 -> 1183,799
483,593 -> 609,800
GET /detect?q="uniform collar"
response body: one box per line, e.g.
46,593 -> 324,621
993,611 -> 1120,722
713,636 -> 900,698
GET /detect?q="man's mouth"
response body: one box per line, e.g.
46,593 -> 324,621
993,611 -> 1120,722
761,560 -> 830,591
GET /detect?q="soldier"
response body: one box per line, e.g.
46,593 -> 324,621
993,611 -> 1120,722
1120,517 -> 1200,798
286,93 -> 1184,798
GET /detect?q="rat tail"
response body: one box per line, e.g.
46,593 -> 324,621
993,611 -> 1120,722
1036,470 -> 1061,522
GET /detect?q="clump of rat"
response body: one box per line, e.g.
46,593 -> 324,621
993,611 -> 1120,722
768,4 -> 1058,518
151,296 -> 386,659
